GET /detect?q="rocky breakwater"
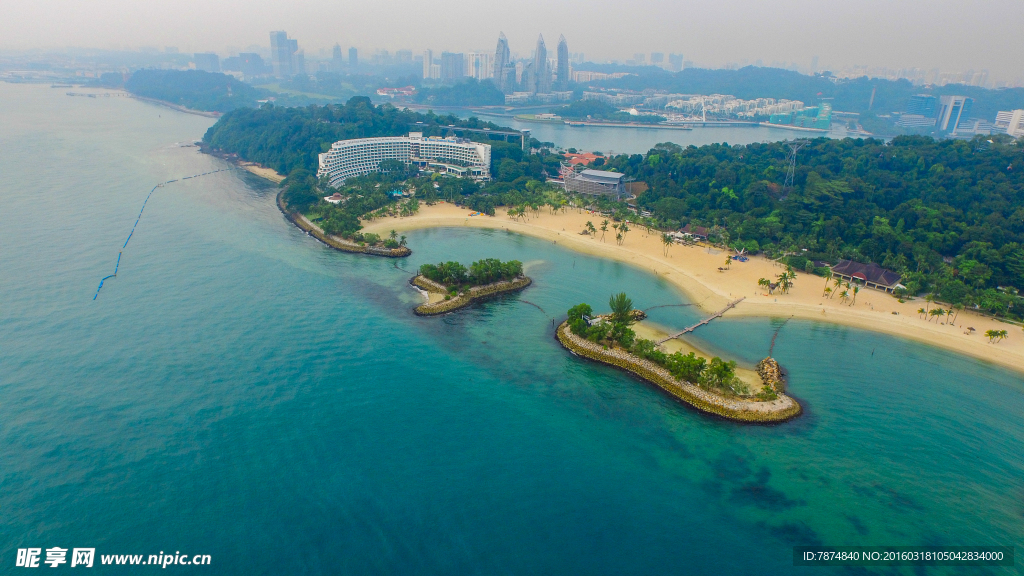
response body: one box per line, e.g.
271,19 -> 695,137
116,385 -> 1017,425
556,322 -> 801,423
277,191 -> 411,258
412,275 -> 532,316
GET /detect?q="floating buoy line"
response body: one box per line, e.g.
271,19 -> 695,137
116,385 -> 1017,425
92,168 -> 235,300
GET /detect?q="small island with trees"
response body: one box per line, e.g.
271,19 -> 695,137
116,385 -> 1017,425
557,293 -> 801,423
411,258 -> 532,315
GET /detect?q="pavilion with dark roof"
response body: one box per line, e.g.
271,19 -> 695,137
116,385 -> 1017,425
831,259 -> 903,293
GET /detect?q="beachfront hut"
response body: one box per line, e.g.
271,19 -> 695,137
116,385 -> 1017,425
831,259 -> 903,293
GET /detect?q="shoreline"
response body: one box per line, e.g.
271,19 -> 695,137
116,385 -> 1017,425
362,204 -> 1024,374
411,275 -> 532,315
276,191 -> 411,258
131,94 -> 222,118
556,322 -> 801,423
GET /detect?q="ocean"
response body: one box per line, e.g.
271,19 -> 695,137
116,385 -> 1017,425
1,83 -> 1021,574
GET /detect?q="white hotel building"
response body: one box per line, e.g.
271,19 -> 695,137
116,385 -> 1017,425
317,132 -> 491,186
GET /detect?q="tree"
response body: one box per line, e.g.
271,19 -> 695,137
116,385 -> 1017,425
850,285 -> 860,305
619,223 -> 630,244
608,292 -> 635,325
839,289 -> 849,303
600,220 -> 609,241
822,269 -> 833,297
399,235 -> 407,247
929,308 -> 945,323
389,229 -> 398,241
662,233 -> 673,255
724,256 -> 732,269
917,307 -> 926,318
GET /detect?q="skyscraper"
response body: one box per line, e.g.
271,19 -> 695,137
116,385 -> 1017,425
348,47 -> 358,69
534,34 -> 550,94
332,44 -> 343,73
668,53 -> 684,72
556,35 -> 569,91
269,31 -> 296,78
907,95 -> 937,118
936,95 -> 971,133
440,52 -> 465,82
193,53 -> 220,73
493,33 -> 512,93
423,50 -> 433,79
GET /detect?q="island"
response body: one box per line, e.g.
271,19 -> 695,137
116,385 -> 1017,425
556,293 -> 801,423
411,258 -> 532,315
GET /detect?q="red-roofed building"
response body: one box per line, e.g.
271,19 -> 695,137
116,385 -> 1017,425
563,152 -> 601,166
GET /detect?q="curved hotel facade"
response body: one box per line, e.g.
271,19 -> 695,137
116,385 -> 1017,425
317,132 -> 491,186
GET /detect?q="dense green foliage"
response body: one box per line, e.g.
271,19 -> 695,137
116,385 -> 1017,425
566,296 -> 742,393
203,96 -> 513,175
553,100 -> 665,124
299,170 -> 420,239
125,70 -> 271,112
416,79 -> 505,106
419,259 -> 524,288
601,66 -> 1024,122
599,136 -> 1024,317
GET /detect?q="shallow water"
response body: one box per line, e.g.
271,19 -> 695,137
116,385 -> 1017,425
2,83 -> 1022,574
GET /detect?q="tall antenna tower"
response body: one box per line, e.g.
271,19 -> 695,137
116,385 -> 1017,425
782,139 -> 809,200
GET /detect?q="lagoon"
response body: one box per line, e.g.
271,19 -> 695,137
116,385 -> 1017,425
1,83 -> 1021,574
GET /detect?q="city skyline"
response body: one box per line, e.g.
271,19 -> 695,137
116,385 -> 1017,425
2,0 -> 1022,83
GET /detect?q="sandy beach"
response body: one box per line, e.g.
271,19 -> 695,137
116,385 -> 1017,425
363,202 -> 1024,374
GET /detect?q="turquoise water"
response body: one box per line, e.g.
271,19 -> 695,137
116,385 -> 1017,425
1,83 -> 1022,574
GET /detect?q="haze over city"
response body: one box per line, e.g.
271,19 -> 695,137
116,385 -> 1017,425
2,0 -> 1022,82
3,0 -> 1023,573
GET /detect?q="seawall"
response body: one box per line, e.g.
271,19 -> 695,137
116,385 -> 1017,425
412,275 -> 532,316
277,191 -> 411,258
556,322 -> 801,423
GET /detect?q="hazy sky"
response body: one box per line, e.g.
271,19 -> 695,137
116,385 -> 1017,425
3,0 -> 1022,79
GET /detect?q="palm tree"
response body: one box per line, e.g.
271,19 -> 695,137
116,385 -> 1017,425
399,235 -> 407,247
951,304 -> 962,324
997,329 -> 1009,342
849,285 -> 860,305
824,286 -> 832,299
917,307 -> 926,318
389,229 -> 398,241
609,292 -> 635,324
822,269 -> 833,297
724,256 -> 732,269
619,223 -> 630,243
661,233 -> 673,256
929,308 -> 944,323
600,220 -> 608,242
839,289 -> 849,303
985,329 -> 998,343
925,294 -> 934,312
615,232 -> 623,245
758,278 -> 770,293
831,277 -> 842,298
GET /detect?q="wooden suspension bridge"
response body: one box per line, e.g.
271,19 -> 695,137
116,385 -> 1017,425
655,297 -> 745,345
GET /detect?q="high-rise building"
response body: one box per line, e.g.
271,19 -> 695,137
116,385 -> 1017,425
995,110 -> 1024,138
269,31 -> 296,77
349,47 -> 358,69
193,53 -> 220,73
936,95 -> 971,133
423,50 -> 433,79
332,44 -> 343,72
493,32 -> 513,93
906,94 -> 937,117
534,35 -> 550,93
556,35 -> 569,90
668,53 -> 684,72
650,52 -> 664,65
466,52 -> 492,80
440,52 -> 465,82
